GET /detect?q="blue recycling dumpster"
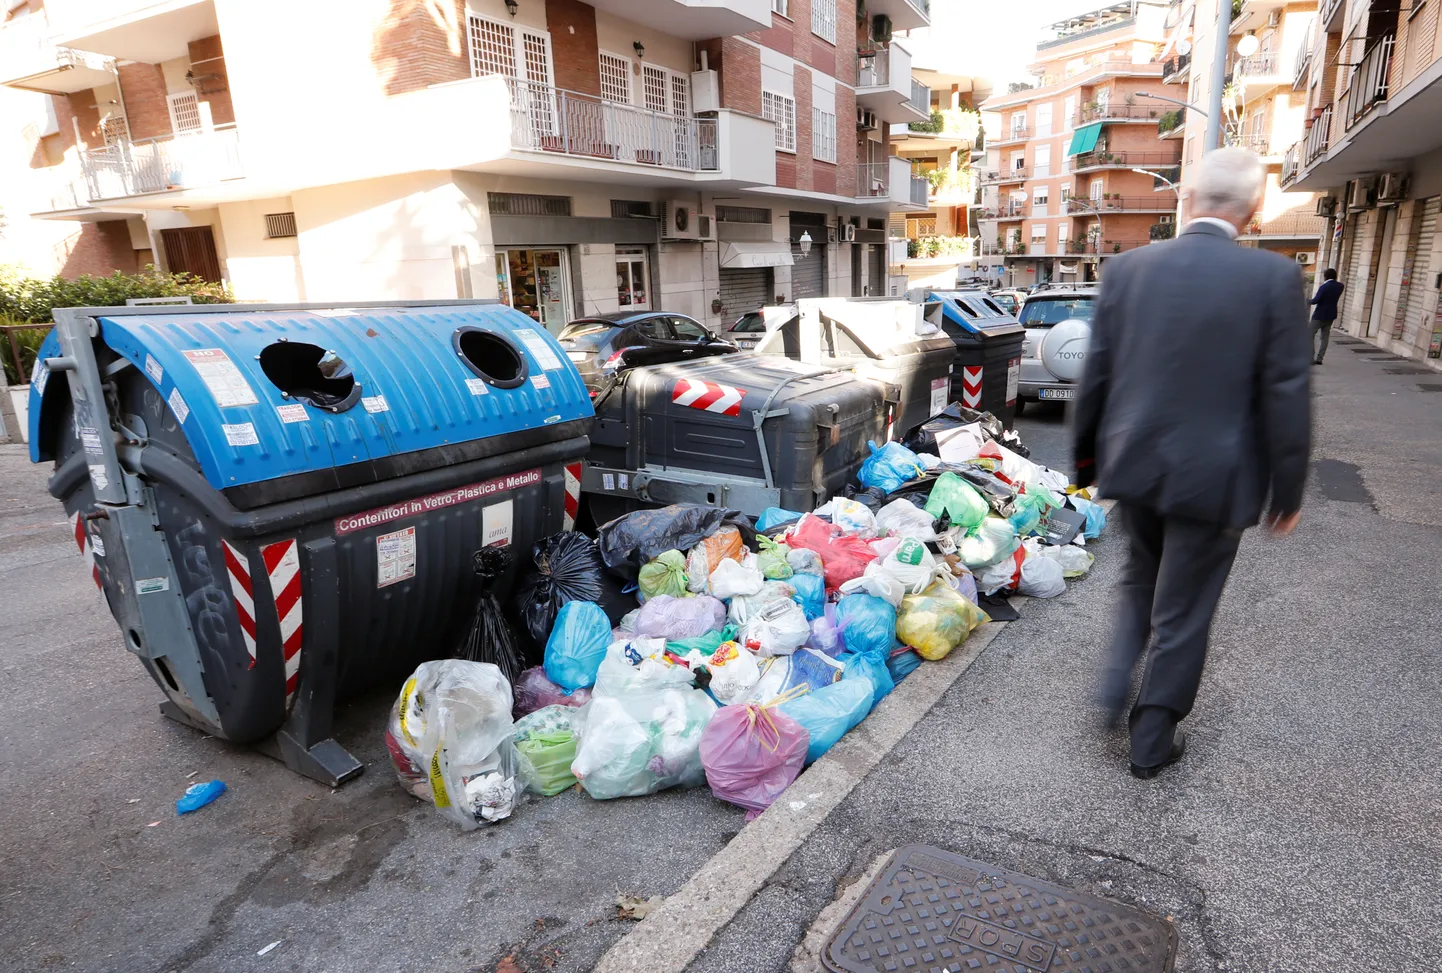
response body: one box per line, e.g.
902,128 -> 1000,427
928,290 -> 1026,429
29,300 -> 592,785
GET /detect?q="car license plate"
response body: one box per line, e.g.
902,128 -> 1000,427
565,351 -> 591,363
1038,387 -> 1075,400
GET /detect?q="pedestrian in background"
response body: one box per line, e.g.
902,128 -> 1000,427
1308,267 -> 1345,365
1072,148 -> 1312,780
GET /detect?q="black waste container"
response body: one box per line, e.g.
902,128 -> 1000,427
929,290 -> 1026,429
28,301 -> 593,785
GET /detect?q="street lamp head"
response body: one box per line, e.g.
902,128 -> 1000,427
799,231 -> 813,256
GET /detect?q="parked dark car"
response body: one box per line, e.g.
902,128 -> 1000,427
557,311 -> 738,392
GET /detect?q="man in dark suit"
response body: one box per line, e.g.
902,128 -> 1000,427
1308,267 -> 1345,364
1073,148 -> 1312,780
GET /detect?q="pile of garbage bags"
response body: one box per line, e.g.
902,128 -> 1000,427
387,408 -> 1107,828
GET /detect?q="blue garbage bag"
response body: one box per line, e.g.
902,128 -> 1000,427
841,651 -> 895,712
757,506 -> 805,532
1071,496 -> 1107,539
790,572 -> 826,622
858,440 -> 926,494
886,649 -> 923,683
778,678 -> 874,763
543,601 -> 612,691
1008,503 -> 1041,537
835,593 -> 897,662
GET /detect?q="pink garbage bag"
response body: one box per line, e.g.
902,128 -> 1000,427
699,703 -> 810,820
512,666 -> 591,718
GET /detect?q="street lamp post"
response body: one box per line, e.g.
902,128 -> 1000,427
1205,0 -> 1234,153
1132,167 -> 1184,234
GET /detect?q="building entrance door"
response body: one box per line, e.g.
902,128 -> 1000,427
496,248 -> 573,333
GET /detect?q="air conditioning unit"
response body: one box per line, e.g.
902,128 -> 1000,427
1315,195 -> 1338,217
1267,9 -> 1281,27
857,108 -> 879,130
1347,177 -> 1378,211
1379,172 -> 1411,203
1296,251 -> 1316,265
662,200 -> 703,240
840,223 -> 858,243
872,13 -> 892,43
696,214 -> 714,240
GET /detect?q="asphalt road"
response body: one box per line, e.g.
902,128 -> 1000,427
686,341 -> 1442,972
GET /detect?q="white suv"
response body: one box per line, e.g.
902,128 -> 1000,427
1016,285 -> 1097,410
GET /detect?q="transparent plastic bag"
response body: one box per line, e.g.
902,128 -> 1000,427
924,472 -> 989,530
896,580 -> 990,662
634,594 -> 726,641
1035,542 -> 1095,578
543,601 -> 613,691
875,498 -> 940,542
786,547 -> 825,578
638,550 -> 690,601
821,497 -> 878,535
699,703 -> 809,820
778,678 -> 873,763
513,705 -> 580,797
571,687 -> 716,800
727,579 -> 797,627
959,517 -> 1021,571
742,597 -> 811,657
756,535 -> 795,580
513,666 -> 591,718
686,527 -> 746,593
708,641 -> 763,704
385,660 -> 517,830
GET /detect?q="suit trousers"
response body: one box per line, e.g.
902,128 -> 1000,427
1312,320 -> 1333,363
1100,503 -> 1242,768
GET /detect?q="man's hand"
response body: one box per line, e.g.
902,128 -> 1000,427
1267,510 -> 1301,535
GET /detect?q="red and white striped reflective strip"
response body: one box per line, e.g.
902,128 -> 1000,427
671,378 -> 745,417
262,540 -> 303,699
961,366 -> 983,409
562,462 -> 582,532
222,540 -> 258,667
70,512 -> 102,590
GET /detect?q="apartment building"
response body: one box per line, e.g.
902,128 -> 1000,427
979,1 -> 1181,288
1162,0 -> 1324,263
1282,0 -> 1442,365
0,0 -> 933,333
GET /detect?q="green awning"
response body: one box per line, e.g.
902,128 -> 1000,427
1067,122 -> 1103,156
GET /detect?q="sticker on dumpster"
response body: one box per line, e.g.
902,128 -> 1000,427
376,526 -> 417,588
961,366 -> 983,409
89,530 -> 105,556
602,473 -> 616,491
144,354 -> 164,385
672,378 -> 745,416
183,348 -> 259,408
482,500 -> 513,548
223,422 -> 260,447
276,404 -> 309,424
618,473 -> 629,491
79,426 -> 104,457
514,328 -> 564,371
465,378 -> 490,396
1006,358 -> 1021,405
137,576 -> 170,594
32,360 -> 48,396
333,468 -> 542,535
87,464 -> 110,491
930,377 -> 949,416
531,374 -> 551,390
362,395 -> 390,414
168,388 -> 190,425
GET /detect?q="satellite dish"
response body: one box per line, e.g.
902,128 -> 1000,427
1039,318 -> 1091,382
1178,39 -> 1192,55
1236,34 -> 1261,57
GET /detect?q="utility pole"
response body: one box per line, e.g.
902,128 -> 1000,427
1204,0 -> 1233,153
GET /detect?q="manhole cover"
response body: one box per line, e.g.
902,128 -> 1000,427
822,846 -> 1177,973
1384,366 -> 1433,375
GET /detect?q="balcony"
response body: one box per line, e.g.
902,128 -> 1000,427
0,16 -> 113,93
582,0 -> 770,40
1304,105 -> 1332,165
926,167 -> 978,204
46,0 -> 220,63
1344,34 -> 1394,131
857,43 -> 929,122
856,157 -> 921,207
1281,141 -> 1301,186
978,202 -> 1027,221
1064,195 -> 1178,214
904,107 -> 981,144
1319,0 -> 1345,32
74,125 -> 243,202
864,0 -> 930,32
994,126 -> 1031,145
1235,51 -> 1284,84
980,167 -> 1030,184
909,175 -> 929,207
1293,32 -> 1314,90
1071,149 -> 1181,171
1161,51 -> 1191,84
905,235 -> 973,262
1075,102 -> 1166,125
1242,210 -> 1327,239
1228,132 -> 1272,156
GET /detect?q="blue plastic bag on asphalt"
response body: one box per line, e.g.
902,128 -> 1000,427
543,601 -> 612,691
841,651 -> 895,711
757,506 -> 805,532
778,678 -> 875,763
790,572 -> 826,621
1070,496 -> 1107,539
887,649 -> 923,683
858,440 -> 926,494
835,593 -> 897,662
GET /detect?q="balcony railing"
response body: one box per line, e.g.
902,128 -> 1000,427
78,125 -> 243,200
908,79 -> 931,116
1229,132 -> 1272,155
858,46 -> 895,88
980,166 -> 1030,183
996,126 -> 1030,144
1075,102 -> 1164,124
1071,149 -> 1181,169
1294,32 -> 1314,89
1236,51 -> 1281,80
1305,105 -> 1332,164
1344,34 -> 1394,130
927,167 -> 977,202
1282,141 -> 1301,186
1065,196 -> 1177,214
1320,0 -> 1344,30
909,175 -> 928,206
978,202 -> 1027,220
1162,51 -> 1191,83
508,79 -> 718,170
858,162 -> 890,197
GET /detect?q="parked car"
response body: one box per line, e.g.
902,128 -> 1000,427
1015,286 -> 1096,410
725,304 -> 795,350
557,311 -> 738,392
988,289 -> 1026,315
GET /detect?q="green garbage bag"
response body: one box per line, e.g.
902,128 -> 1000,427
514,705 -> 580,797
756,535 -> 794,581
638,549 -> 690,600
924,472 -> 989,529
667,623 -> 739,658
1010,487 -> 1064,536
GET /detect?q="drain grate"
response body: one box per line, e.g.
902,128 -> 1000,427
1366,356 -> 1408,362
1419,384 -> 1442,393
1384,366 -> 1433,375
822,846 -> 1177,973
1349,347 -> 1378,353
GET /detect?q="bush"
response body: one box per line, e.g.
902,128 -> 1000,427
0,264 -> 234,324
0,314 -> 50,387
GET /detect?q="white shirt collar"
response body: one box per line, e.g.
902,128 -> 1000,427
1186,217 -> 1239,240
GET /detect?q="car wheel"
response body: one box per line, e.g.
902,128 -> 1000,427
1013,398 -> 1026,417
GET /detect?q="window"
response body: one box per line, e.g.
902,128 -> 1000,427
167,91 -> 203,134
717,205 -> 771,223
1090,178 -> 1104,201
468,13 -> 551,87
812,107 -> 837,163
772,0 -> 788,15
611,199 -> 656,218
1062,137 -> 1073,172
1010,113 -> 1027,137
811,0 -> 836,42
616,247 -> 649,309
669,316 -> 709,340
1032,186 -> 1049,216
488,192 -> 571,216
1030,225 -> 1047,240
1036,103 -> 1053,137
1034,145 -> 1051,177
1064,95 -> 1077,131
599,52 -> 631,103
264,212 -> 297,238
1058,224 -> 1069,247
763,90 -> 797,152
1011,151 -> 1026,172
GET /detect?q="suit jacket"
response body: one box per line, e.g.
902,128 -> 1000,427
1072,222 -> 1312,528
1309,278 -> 1344,321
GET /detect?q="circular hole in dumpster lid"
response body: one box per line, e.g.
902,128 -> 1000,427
455,328 -> 529,388
259,342 -> 359,411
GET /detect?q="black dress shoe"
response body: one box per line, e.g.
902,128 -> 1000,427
1129,732 -> 1187,780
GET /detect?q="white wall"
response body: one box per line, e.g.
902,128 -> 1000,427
215,197 -> 305,301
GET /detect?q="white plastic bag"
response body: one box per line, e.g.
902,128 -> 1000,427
1017,553 -> 1066,598
708,641 -> 763,703
710,555 -> 764,600
571,687 -> 715,799
815,497 -> 877,536
742,597 -> 811,657
872,537 -> 937,594
728,579 -> 798,626
1033,542 -> 1095,578
593,639 -> 691,697
976,555 -> 1021,596
959,516 -> 1021,571
874,498 -> 939,542
839,563 -> 905,607
385,660 -> 518,830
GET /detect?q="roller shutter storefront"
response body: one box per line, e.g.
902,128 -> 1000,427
718,267 -> 773,317
791,240 -> 826,299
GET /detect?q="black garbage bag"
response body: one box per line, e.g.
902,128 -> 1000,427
902,403 -> 1023,457
454,547 -> 528,682
843,484 -> 891,512
597,504 -> 756,582
511,532 -> 631,657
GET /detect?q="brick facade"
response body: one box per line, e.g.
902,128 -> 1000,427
835,82 -> 856,197
59,91 -> 104,150
795,65 -> 813,191
188,35 -> 235,125
706,37 -> 762,115
116,62 -> 171,140
547,0 -> 602,96
58,222 -> 139,278
371,0 -> 469,95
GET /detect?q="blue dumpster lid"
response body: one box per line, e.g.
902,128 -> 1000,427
30,303 -> 593,491
927,291 -> 1026,336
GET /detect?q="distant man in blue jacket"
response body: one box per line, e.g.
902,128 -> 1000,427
1309,268 -> 1345,364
